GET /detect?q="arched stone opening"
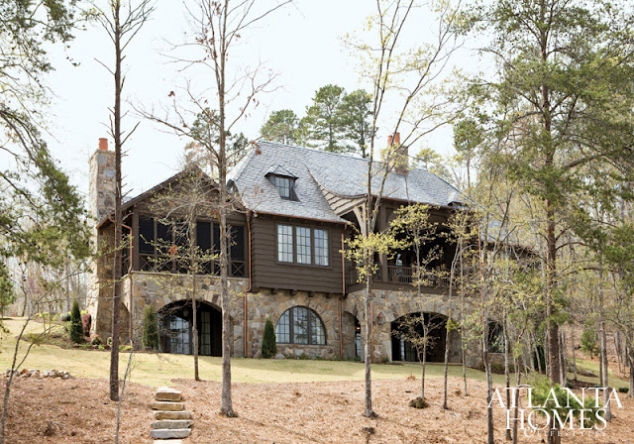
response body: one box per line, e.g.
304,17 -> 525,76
158,300 -> 222,356
342,312 -> 362,360
391,312 -> 448,362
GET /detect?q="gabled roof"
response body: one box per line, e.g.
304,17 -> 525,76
228,141 -> 463,223
97,166 -> 217,228
266,164 -> 297,178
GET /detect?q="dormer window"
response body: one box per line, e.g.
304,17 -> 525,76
271,175 -> 292,199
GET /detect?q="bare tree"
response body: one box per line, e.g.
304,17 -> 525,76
91,0 -> 155,401
146,167 -> 220,380
141,0 -> 293,417
344,0 -> 461,417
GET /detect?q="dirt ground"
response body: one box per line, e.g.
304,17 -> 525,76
2,374 -> 634,444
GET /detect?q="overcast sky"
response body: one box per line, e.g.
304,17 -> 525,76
43,0 -> 465,201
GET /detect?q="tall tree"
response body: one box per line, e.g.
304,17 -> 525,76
346,0 -> 461,417
299,84 -> 347,153
91,0 -> 154,402
260,109 -> 300,145
338,89 -> 373,158
465,0 -> 634,388
143,0 -> 293,417
1,0 -> 88,271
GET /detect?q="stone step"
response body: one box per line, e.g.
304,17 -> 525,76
150,428 -> 191,440
154,410 -> 192,420
155,386 -> 183,402
151,401 -> 185,411
150,419 -> 193,430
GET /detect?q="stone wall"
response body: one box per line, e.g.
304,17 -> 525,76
344,288 -> 478,365
91,264 -> 483,366
244,290 -> 347,359
122,272 -> 249,356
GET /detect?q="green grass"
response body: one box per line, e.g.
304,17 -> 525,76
0,318 -> 628,390
571,357 -> 629,391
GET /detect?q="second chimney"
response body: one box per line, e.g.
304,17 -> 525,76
389,132 -> 408,175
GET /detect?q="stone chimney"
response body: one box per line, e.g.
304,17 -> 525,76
389,132 -> 408,175
89,138 -> 116,222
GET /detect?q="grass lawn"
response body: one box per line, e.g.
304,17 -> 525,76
0,317 -> 628,390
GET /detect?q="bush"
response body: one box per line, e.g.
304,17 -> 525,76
580,328 -> 599,358
262,318 -> 277,358
142,305 -> 159,350
409,397 -> 429,409
69,300 -> 83,344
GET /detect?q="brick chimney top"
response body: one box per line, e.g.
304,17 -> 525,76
388,132 -> 408,175
98,138 -> 108,151
388,132 -> 401,147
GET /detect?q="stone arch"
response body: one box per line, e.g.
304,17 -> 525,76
391,311 -> 448,362
158,299 -> 223,356
342,311 -> 362,360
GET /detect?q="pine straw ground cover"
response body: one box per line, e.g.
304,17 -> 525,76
2,375 -> 634,444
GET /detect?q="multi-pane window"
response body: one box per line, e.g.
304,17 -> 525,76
275,307 -> 326,345
296,227 -> 312,264
314,229 -> 329,266
137,216 -> 246,276
277,224 -> 294,262
271,175 -> 291,199
276,224 -> 330,267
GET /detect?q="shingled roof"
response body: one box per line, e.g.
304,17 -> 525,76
228,141 -> 463,223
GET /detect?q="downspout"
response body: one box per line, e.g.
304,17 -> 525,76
340,229 -> 346,358
244,211 -> 253,358
121,221 -> 133,344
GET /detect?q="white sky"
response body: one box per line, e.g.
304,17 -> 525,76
43,0 -> 467,201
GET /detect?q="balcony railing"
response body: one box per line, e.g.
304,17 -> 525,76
347,265 -> 448,288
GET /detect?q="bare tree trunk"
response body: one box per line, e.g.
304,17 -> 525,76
363,270 -> 375,417
504,314 -> 511,441
598,269 -> 611,421
559,330 -> 567,386
219,116 -> 235,416
421,344 -> 427,400
190,212 -> 200,382
511,361 -> 521,444
626,345 -> 634,398
442,327 -> 450,409
571,325 -> 577,382
109,1 -> 123,402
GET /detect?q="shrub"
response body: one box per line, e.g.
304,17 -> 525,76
409,397 -> 429,409
262,318 -> 277,358
580,328 -> 599,358
69,300 -> 83,344
142,305 -> 159,350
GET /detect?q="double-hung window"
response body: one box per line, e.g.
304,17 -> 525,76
277,224 -> 329,266
277,225 -> 294,262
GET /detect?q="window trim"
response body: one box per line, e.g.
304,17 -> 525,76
275,223 -> 331,268
275,306 -> 327,345
268,174 -> 298,201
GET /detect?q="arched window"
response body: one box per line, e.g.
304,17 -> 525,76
276,306 -> 326,345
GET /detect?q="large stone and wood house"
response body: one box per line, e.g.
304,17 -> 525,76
88,137 -> 480,365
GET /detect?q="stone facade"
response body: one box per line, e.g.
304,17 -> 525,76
244,289 -> 345,359
122,271 -> 249,356
344,287 -> 473,365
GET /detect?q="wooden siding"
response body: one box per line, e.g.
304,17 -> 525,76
250,215 -> 344,294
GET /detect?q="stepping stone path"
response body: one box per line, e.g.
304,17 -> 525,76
150,387 -> 192,442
